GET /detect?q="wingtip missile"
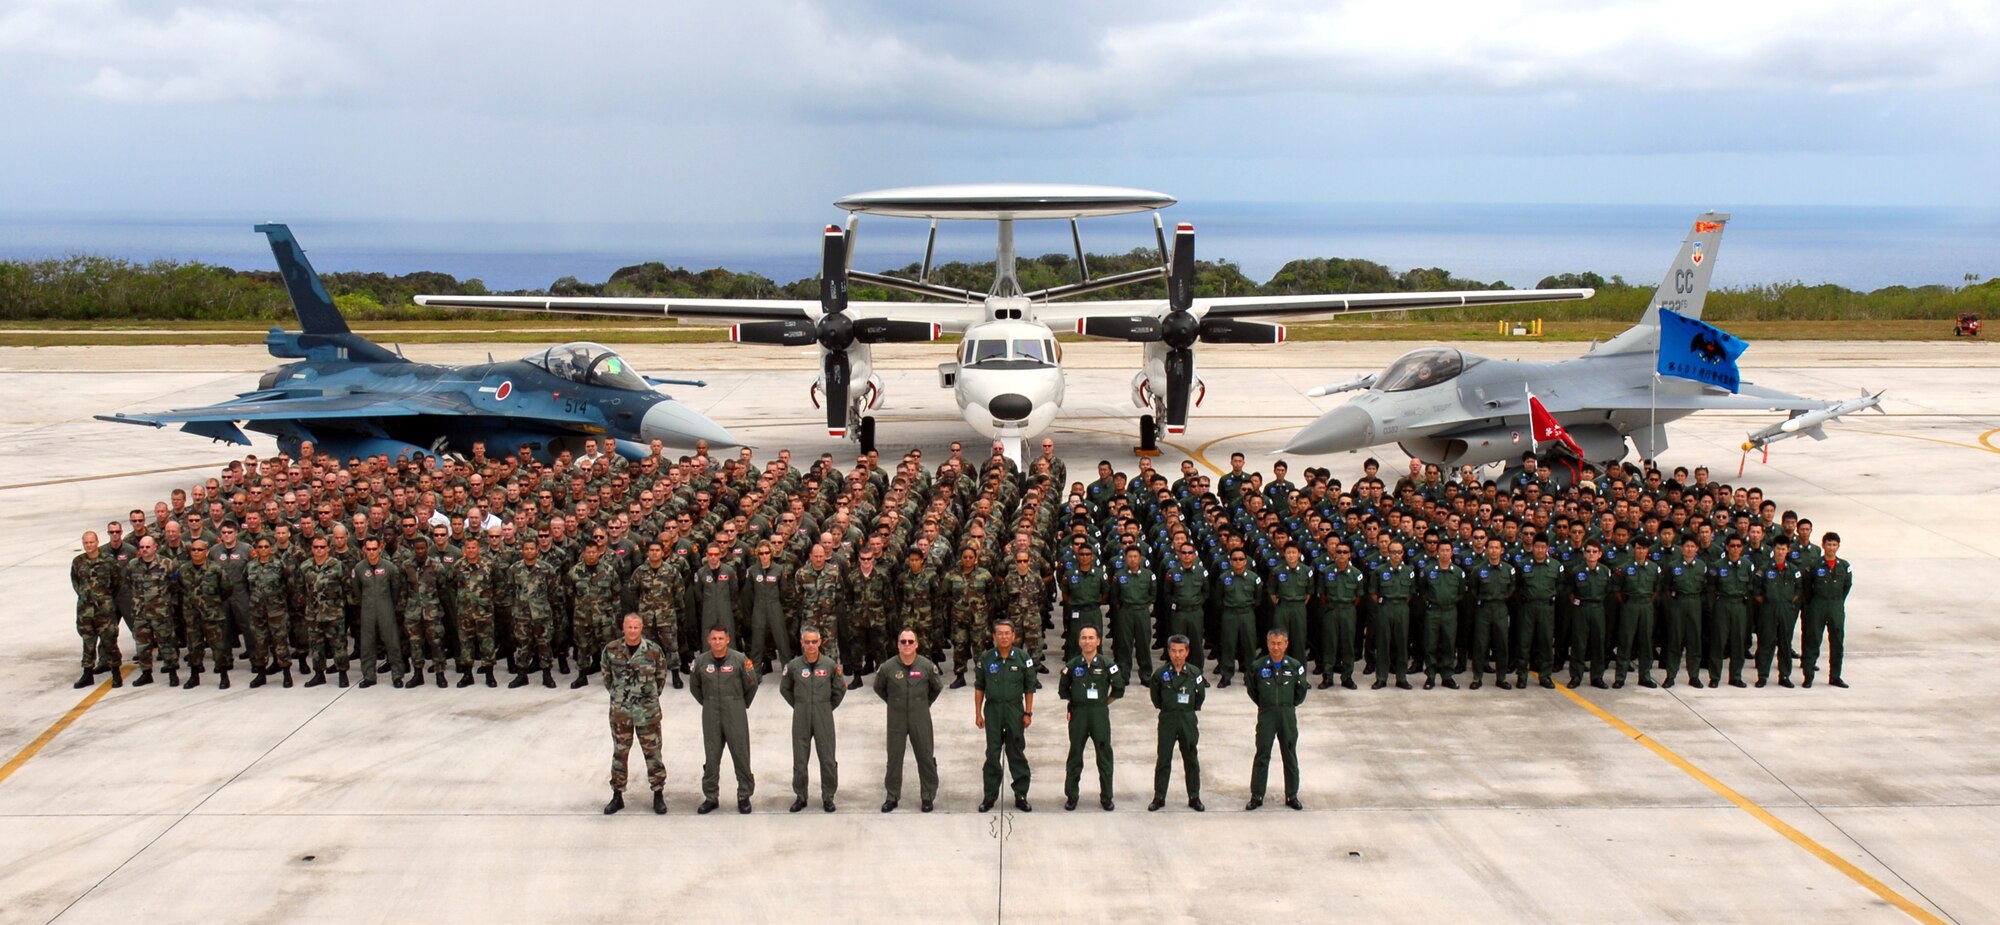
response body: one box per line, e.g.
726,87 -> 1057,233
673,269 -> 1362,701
1741,391 -> 1884,450
1305,373 -> 1376,398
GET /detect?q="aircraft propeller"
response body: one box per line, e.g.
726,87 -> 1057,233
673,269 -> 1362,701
1075,223 -> 1283,432
731,226 -> 939,434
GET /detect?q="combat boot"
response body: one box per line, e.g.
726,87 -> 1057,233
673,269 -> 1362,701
1496,676 -> 1513,690
1440,676 -> 1459,690
1612,671 -> 1626,689
305,670 -> 325,688
949,673 -> 966,689
1778,675 -> 1795,689
281,667 -> 295,688
337,671 -> 350,688
570,669 -> 591,690
165,669 -> 180,687
541,668 -> 556,688
1539,674 -> 1555,689
217,670 -> 231,690
1639,675 -> 1658,688
249,667 -> 268,689
1591,674 -> 1609,689
1514,671 -> 1528,689
134,669 -> 155,687
457,669 -> 474,688
410,666 -> 425,687
670,669 -> 683,690
603,790 -> 624,815
557,655 -> 570,674
111,667 -> 124,688
74,668 -> 95,689
182,670 -> 201,690
482,667 -> 496,688
434,668 -> 446,688
1469,675 -> 1483,690
653,790 -> 667,815
846,674 -> 863,690
509,671 -> 530,689
1802,672 -> 1814,688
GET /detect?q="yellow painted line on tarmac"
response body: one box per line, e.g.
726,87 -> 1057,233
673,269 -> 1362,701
1189,425 -> 1301,474
1550,679 -> 1946,924
0,666 -> 132,787
1980,427 -> 2000,454
0,461 -> 230,492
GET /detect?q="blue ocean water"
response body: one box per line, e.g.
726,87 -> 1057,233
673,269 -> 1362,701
1,203 -> 1993,293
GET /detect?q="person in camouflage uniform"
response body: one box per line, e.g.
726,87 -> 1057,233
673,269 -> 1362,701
178,540 -> 235,688
943,546 -> 995,686
244,536 -> 294,688
895,547 -> 941,663
299,534 -> 351,687
448,536 -> 500,687
602,613 -> 670,816
71,531 -> 123,689
127,535 -> 178,686
844,549 -> 894,686
402,537 -> 449,688
1000,550 -> 1047,666
793,543 -> 844,670
568,542 -> 623,688
511,537 -> 560,689
630,542 -> 684,688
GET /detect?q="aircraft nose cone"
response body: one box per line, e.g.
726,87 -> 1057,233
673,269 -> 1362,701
989,393 -> 1033,422
1283,404 -> 1374,455
640,401 -> 740,449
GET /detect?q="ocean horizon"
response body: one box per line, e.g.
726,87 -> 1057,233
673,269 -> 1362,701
1,202 -> 1994,294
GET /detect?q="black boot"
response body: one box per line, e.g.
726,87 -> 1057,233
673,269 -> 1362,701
458,669 -> 474,688
337,671 -> 350,688
542,668 -> 556,689
1496,676 -> 1513,690
111,667 -> 125,688
305,670 -> 326,688
557,655 -> 570,675
483,667 -> 496,688
671,670 -> 684,690
281,667 -> 294,688
74,668 -> 95,689
570,670 -> 591,690
509,672 -> 530,689
134,669 -> 155,687
250,667 -> 268,689
653,790 -> 667,815
165,669 -> 180,687
846,674 -> 863,690
603,791 -> 624,815
182,670 -> 201,690
217,670 -> 231,690
409,667 -> 425,687
950,673 -> 967,689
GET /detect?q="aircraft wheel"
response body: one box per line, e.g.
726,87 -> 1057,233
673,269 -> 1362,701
1138,415 -> 1158,452
858,415 -> 877,455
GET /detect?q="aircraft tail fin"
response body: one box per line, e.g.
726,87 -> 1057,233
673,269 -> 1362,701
1593,212 -> 1729,356
254,223 -> 402,363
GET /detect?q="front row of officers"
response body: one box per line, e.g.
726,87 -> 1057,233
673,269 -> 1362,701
601,615 -> 1303,815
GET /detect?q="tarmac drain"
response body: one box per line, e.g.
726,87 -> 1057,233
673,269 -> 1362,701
300,855 -> 316,863
1348,851 -> 1362,859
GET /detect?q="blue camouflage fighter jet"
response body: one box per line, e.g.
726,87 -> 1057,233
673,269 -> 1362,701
96,224 -> 737,461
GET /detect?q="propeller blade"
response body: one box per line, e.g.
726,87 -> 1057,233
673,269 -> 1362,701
853,319 -> 943,343
1076,316 -> 1164,341
822,349 -> 851,435
1163,346 -> 1194,433
730,319 -> 817,347
1168,222 -> 1195,313
821,225 -> 848,315
1199,319 -> 1286,345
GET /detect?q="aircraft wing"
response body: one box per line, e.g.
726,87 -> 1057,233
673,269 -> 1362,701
1034,289 -> 1593,328
1539,383 -> 1834,414
411,295 -> 984,331
96,391 -> 479,427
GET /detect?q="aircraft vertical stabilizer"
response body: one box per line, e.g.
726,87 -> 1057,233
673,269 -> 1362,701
1593,212 -> 1729,356
254,223 -> 403,364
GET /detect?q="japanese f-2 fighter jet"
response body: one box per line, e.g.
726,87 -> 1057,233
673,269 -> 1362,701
96,224 -> 737,461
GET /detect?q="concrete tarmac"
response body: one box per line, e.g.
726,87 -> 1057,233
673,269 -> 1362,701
1,339 -> 1996,924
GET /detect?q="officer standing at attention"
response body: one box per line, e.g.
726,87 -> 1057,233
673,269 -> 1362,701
1370,543 -> 1417,691
1060,545 -> 1110,662
1149,634 -> 1206,812
1663,537 -> 1709,689
1614,536 -> 1662,689
353,538 -> 407,689
1269,544 -> 1313,668
1245,628 -> 1308,811
691,625 -> 759,814
779,626 -> 844,813
1060,625 -> 1125,811
1417,540 -> 1464,690
1708,537 -> 1756,688
874,628 -> 944,813
71,531 -> 123,689
1111,546 -> 1157,678
1754,538 -> 1804,688
602,613 -> 670,816
1801,532 -> 1852,688
974,618 -> 1038,813
1566,541 -> 1612,690
1215,550 -> 1263,688
1317,543 -> 1365,690
1468,538 -> 1515,690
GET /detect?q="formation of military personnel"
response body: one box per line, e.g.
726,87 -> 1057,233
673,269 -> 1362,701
70,435 -> 1855,813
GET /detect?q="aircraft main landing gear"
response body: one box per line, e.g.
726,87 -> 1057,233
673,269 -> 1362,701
1136,414 -> 1161,456
859,415 -> 877,456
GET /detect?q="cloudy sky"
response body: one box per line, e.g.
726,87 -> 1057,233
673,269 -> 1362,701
2,0 -> 1997,226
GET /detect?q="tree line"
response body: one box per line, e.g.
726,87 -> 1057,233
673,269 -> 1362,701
2,252 -> 1993,325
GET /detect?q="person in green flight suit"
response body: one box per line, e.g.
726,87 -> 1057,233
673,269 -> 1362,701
1245,628 -> 1309,811
1164,544 -> 1210,674
1317,543 -> 1366,690
874,627 -> 944,813
1707,537 -> 1756,688
1269,544 -> 1313,670
1514,537 -> 1560,689
1801,532 -> 1853,688
1059,625 -> 1126,811
974,618 -> 1040,813
1216,550 -> 1263,688
1566,541 -> 1613,690
1753,538 -> 1805,688
690,626 -> 759,814
1149,634 -> 1207,812
779,625 -> 845,813
1061,546 -> 1110,662
1111,546 -> 1157,678
1613,536 -> 1662,688
1418,540 -> 1464,690
1469,538 -> 1516,690
1370,542 -> 1417,690
1663,537 -> 1709,689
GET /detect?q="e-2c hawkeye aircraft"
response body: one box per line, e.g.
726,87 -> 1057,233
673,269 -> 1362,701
1283,213 -> 1881,477
97,224 -> 737,461
416,184 -> 1595,459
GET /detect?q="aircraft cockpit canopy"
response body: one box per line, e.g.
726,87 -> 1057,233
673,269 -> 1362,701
1377,347 -> 1465,392
962,338 -> 1057,367
524,342 -> 649,391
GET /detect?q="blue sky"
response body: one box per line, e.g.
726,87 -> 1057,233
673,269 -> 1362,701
2,0 -> 1997,225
